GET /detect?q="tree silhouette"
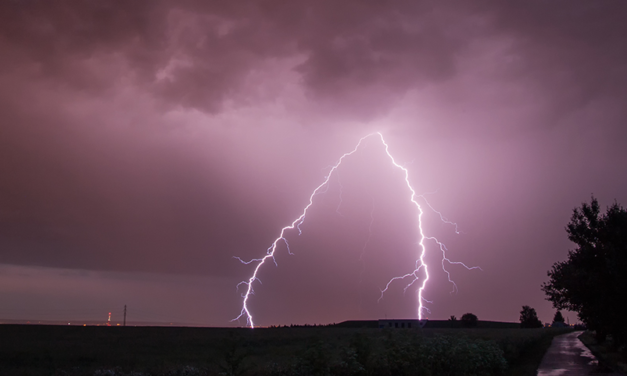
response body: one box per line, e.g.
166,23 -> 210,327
553,311 -> 565,324
520,306 -> 543,328
460,313 -> 477,328
542,197 -> 627,345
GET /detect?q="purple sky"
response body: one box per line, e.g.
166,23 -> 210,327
1,1 -> 626,327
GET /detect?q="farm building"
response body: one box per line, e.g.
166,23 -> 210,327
378,319 -> 428,329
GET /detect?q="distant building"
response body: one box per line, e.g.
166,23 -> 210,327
544,321 -> 569,328
551,321 -> 568,328
378,319 -> 428,329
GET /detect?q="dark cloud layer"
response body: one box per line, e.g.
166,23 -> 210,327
1,1 -> 626,325
2,1 -> 625,120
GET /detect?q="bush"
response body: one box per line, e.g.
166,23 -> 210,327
461,313 -> 478,328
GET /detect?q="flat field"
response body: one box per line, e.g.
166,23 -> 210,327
0,324 -> 571,376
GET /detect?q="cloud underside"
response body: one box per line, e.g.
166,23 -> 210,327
1,1 -> 625,119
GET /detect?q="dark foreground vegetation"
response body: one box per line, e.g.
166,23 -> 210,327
542,197 -> 627,346
0,324 -> 572,376
579,331 -> 627,374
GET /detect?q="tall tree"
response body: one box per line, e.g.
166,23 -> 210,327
542,197 -> 627,345
553,311 -> 565,324
520,306 -> 543,328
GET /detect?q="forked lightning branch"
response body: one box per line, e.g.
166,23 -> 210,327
234,132 -> 480,328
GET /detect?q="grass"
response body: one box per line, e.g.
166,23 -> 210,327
0,324 -> 572,376
578,331 -> 627,374
503,328 -> 565,376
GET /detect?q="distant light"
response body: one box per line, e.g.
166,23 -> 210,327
68,323 -> 71,325
83,324 -> 86,327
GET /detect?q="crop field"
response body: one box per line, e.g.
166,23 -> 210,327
0,324 -> 572,376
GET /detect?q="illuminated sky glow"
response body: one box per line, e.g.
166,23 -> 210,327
0,1 -> 625,326
235,132 -> 481,327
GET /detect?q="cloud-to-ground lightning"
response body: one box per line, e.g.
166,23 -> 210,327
234,132 -> 480,327
233,135 -> 371,328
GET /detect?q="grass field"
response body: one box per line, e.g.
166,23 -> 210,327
0,324 -> 572,376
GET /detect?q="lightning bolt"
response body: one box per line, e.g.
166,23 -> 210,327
233,134 -> 371,328
417,192 -> 462,234
426,236 -> 482,294
234,132 -> 479,327
374,134 -> 432,319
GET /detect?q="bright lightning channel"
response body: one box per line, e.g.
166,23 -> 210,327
234,132 -> 479,328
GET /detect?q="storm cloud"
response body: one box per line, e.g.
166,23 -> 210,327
1,0 -> 626,326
